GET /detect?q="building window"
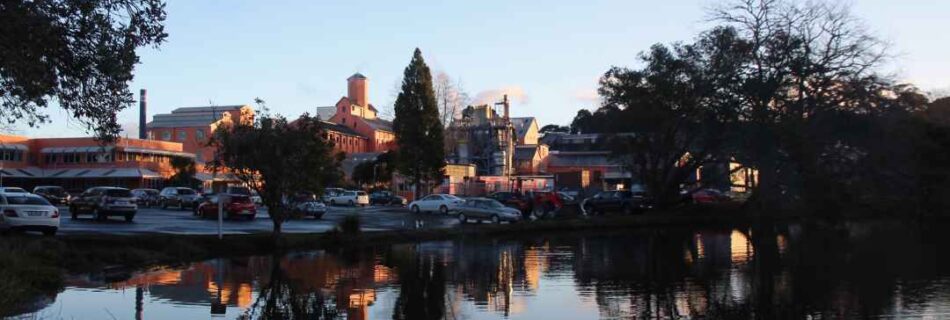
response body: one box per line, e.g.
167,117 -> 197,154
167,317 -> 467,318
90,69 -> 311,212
196,129 -> 205,140
178,131 -> 187,141
161,131 -> 171,140
45,154 -> 58,164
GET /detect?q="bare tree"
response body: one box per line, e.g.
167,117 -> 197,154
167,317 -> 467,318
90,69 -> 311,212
433,72 -> 470,127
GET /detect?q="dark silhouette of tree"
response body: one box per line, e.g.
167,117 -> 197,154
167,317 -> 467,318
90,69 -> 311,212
392,49 -> 445,198
167,157 -> 197,188
390,250 -> 447,320
539,124 -> 570,135
242,255 -> 343,319
209,99 -> 341,238
0,0 -> 167,141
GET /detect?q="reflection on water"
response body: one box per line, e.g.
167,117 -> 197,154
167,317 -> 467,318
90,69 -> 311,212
17,220 -> 950,319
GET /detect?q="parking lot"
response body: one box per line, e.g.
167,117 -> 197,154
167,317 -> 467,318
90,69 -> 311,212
55,204 -> 461,235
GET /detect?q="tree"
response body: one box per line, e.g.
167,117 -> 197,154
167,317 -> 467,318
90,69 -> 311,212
168,157 -> 198,188
539,124 -> 570,135
600,36 -> 744,208
1,0 -> 167,141
433,72 -> 469,127
209,99 -> 341,238
392,49 -> 445,198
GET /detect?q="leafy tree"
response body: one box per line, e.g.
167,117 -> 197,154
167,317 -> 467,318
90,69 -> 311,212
209,99 -> 341,238
392,49 -> 445,198
1,0 -> 167,140
167,157 -> 197,188
539,124 -> 570,135
599,35 -> 743,208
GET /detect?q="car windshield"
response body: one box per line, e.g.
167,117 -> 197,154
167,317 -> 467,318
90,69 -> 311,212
229,187 -> 251,196
105,189 -> 132,197
485,200 -> 505,208
39,187 -> 66,195
357,191 -> 367,196
177,188 -> 196,195
6,196 -> 51,206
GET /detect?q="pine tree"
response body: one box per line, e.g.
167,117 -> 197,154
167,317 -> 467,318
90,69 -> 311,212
392,48 -> 445,198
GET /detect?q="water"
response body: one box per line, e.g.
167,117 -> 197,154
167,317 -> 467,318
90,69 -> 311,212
16,220 -> 950,319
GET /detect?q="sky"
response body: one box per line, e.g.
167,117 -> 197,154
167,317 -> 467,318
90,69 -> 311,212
13,0 -> 949,138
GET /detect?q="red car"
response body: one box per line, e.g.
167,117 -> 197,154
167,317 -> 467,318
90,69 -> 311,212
691,189 -> 731,205
194,194 -> 257,220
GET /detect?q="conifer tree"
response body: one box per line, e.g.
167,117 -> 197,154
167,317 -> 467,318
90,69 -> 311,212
392,48 -> 445,198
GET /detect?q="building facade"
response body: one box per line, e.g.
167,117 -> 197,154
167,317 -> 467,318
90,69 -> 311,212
0,134 -> 194,191
327,73 -> 396,154
146,105 -> 255,163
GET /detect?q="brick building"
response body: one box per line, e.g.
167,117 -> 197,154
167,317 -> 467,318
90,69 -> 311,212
327,73 -> 396,153
146,105 -> 255,163
0,134 -> 194,190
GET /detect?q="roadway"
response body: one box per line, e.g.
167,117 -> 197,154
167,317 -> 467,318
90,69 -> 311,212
55,204 -> 461,236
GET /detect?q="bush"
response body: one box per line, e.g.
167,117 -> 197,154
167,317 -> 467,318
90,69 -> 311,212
337,215 -> 361,236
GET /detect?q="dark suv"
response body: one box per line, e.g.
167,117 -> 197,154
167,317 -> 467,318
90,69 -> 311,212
159,187 -> 200,210
582,190 -> 651,215
33,186 -> 69,205
68,187 -> 137,222
370,190 -> 407,206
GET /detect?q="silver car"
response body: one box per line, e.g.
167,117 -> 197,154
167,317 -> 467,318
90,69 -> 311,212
457,198 -> 522,224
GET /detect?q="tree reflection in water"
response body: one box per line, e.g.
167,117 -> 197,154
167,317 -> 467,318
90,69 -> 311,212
241,254 -> 342,320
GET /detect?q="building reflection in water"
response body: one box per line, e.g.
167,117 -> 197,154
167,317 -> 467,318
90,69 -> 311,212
49,220 -> 950,319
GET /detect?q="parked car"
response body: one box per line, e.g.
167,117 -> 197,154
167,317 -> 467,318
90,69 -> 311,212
0,193 -> 60,235
1,187 -> 29,194
456,198 -> 522,224
488,192 -> 531,213
68,187 -> 137,222
131,188 -> 160,207
692,188 -> 731,205
321,188 -> 345,203
159,187 -> 200,210
194,194 -> 257,220
291,200 -> 327,219
582,190 -> 650,215
224,186 -> 262,206
408,194 -> 464,215
369,190 -> 407,206
33,186 -> 69,205
328,190 -> 369,207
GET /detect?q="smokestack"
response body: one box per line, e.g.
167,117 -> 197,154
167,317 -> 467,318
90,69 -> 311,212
139,89 -> 147,139
503,94 -> 510,119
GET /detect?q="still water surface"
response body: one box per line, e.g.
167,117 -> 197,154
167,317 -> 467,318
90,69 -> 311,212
19,220 -> 950,319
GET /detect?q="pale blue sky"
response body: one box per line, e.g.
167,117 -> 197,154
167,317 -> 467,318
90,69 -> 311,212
15,0 -> 949,137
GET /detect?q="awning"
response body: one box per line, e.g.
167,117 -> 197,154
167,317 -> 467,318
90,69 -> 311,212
41,146 -> 113,153
122,147 -> 195,158
0,144 -> 28,151
0,167 -> 42,178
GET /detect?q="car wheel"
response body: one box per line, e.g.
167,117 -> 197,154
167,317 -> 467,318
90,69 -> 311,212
412,205 -> 420,214
348,200 -> 354,207
69,206 -> 78,219
458,213 -> 467,224
330,200 -> 336,206
439,205 -> 448,215
161,201 -> 168,210
42,228 -> 57,236
94,208 -> 106,221
124,214 -> 134,223
491,215 -> 500,224
583,204 -> 595,216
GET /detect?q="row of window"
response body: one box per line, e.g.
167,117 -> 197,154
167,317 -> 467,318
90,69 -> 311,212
151,129 -> 206,142
0,150 -> 24,162
43,152 -> 183,165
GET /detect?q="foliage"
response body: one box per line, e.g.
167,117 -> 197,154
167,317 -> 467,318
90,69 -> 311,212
209,100 -> 342,237
351,151 -> 396,187
0,0 -> 167,141
392,49 -> 445,197
539,124 -> 570,135
594,0 -> 934,212
337,215 -> 361,236
167,157 -> 198,188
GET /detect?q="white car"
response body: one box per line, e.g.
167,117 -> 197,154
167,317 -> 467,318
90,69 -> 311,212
0,193 -> 60,235
408,194 -> 464,215
1,187 -> 29,194
328,191 -> 369,207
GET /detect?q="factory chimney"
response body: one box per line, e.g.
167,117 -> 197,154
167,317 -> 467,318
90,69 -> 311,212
139,89 -> 147,139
